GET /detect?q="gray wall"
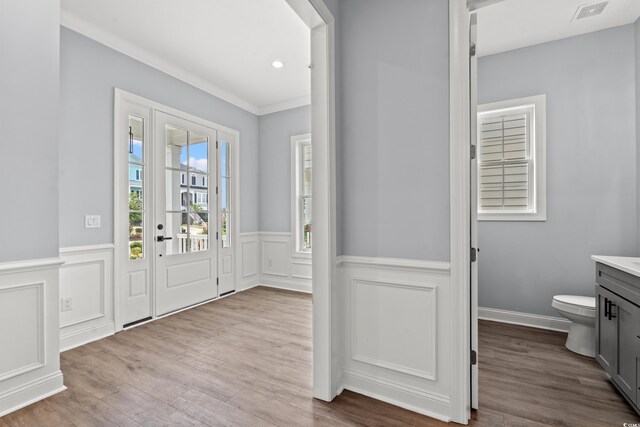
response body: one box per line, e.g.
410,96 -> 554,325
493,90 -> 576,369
0,0 -> 60,262
478,25 -> 638,317
59,27 -> 260,248
338,0 -> 450,261
636,18 -> 640,254
258,106 -> 311,232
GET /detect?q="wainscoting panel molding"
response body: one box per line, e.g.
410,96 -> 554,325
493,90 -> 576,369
239,233 -> 260,291
59,245 -> 115,352
259,232 -> 311,293
0,258 -> 65,417
338,256 -> 453,422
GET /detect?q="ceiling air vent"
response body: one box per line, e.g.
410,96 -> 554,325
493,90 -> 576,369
572,1 -> 609,21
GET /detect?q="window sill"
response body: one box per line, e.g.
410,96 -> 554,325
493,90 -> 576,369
293,251 -> 312,259
478,212 -> 546,222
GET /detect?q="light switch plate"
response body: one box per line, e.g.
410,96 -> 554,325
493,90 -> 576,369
85,215 -> 101,229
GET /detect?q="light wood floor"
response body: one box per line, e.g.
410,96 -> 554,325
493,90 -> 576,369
1,287 -> 638,426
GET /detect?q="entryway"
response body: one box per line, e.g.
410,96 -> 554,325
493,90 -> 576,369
115,90 -> 240,327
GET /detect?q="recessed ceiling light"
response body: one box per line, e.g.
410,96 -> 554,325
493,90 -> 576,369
272,60 -> 285,69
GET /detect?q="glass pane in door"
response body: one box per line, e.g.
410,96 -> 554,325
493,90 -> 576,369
165,125 -> 187,169
189,133 -> 208,175
129,116 -> 144,160
129,211 -> 143,259
165,212 -> 188,255
221,211 -> 230,248
128,115 -> 145,260
165,169 -> 184,212
189,212 -> 209,253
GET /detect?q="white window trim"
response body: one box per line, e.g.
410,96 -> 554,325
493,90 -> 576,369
477,94 -> 546,221
291,133 -> 312,257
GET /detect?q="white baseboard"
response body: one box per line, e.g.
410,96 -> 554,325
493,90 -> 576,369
259,277 -> 311,294
478,306 -> 570,333
0,371 -> 65,417
342,370 -> 451,422
60,322 -> 115,352
238,277 -> 260,292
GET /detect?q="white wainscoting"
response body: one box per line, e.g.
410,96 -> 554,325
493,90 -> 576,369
338,256 -> 453,422
0,258 -> 65,417
260,232 -> 311,293
239,232 -> 260,291
59,245 -> 115,351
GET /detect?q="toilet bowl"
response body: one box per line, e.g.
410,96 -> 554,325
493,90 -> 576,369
552,295 -> 596,357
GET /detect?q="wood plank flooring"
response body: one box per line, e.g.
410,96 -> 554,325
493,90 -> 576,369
1,286 -> 638,426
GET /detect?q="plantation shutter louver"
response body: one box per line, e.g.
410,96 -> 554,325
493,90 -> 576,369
478,110 -> 533,211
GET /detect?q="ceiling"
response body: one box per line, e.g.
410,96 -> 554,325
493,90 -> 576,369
477,0 -> 640,57
61,0 -> 310,115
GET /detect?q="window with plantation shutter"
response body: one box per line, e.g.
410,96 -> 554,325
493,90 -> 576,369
477,95 -> 547,221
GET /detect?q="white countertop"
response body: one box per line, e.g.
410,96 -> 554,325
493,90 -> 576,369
592,255 -> 640,278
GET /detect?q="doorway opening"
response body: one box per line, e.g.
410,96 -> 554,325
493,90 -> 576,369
465,0 -> 640,424
100,0 -> 337,401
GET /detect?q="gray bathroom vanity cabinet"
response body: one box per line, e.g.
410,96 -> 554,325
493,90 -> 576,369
593,256 -> 640,415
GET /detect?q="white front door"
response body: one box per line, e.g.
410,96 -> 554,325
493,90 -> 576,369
217,131 -> 236,295
154,111 -> 218,315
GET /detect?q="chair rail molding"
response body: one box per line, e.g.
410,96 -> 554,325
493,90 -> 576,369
0,258 -> 65,417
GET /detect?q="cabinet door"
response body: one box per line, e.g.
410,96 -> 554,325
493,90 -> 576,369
596,285 -> 616,375
613,295 -> 639,403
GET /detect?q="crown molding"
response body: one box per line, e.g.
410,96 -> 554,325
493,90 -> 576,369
258,96 -> 311,116
60,10 -> 261,115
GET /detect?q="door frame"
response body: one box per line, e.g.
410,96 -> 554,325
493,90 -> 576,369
113,88 -> 241,330
449,0 -> 473,423
284,0 -> 337,402
451,0 -> 511,422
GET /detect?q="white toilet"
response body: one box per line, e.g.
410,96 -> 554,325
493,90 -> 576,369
552,295 -> 596,357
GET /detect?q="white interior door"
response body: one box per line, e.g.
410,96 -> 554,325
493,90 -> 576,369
217,131 -> 236,295
154,111 -> 218,315
470,13 -> 479,409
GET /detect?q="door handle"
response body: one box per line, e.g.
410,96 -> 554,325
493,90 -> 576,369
608,301 -> 617,320
156,236 -> 173,242
604,297 -> 609,318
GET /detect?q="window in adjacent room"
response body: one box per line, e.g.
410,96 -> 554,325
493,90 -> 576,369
477,94 -> 546,221
291,134 -> 312,253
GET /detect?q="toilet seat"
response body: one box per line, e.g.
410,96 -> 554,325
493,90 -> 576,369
552,295 -> 596,317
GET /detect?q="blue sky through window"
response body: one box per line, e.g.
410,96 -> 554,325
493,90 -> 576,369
180,142 -> 208,173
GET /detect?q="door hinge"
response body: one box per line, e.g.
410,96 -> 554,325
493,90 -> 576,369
216,277 -> 219,285
216,232 -> 219,240
216,140 -> 219,149
471,350 -> 477,365
216,186 -> 219,195
470,42 -> 476,57
471,247 -> 477,262
471,145 -> 476,160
